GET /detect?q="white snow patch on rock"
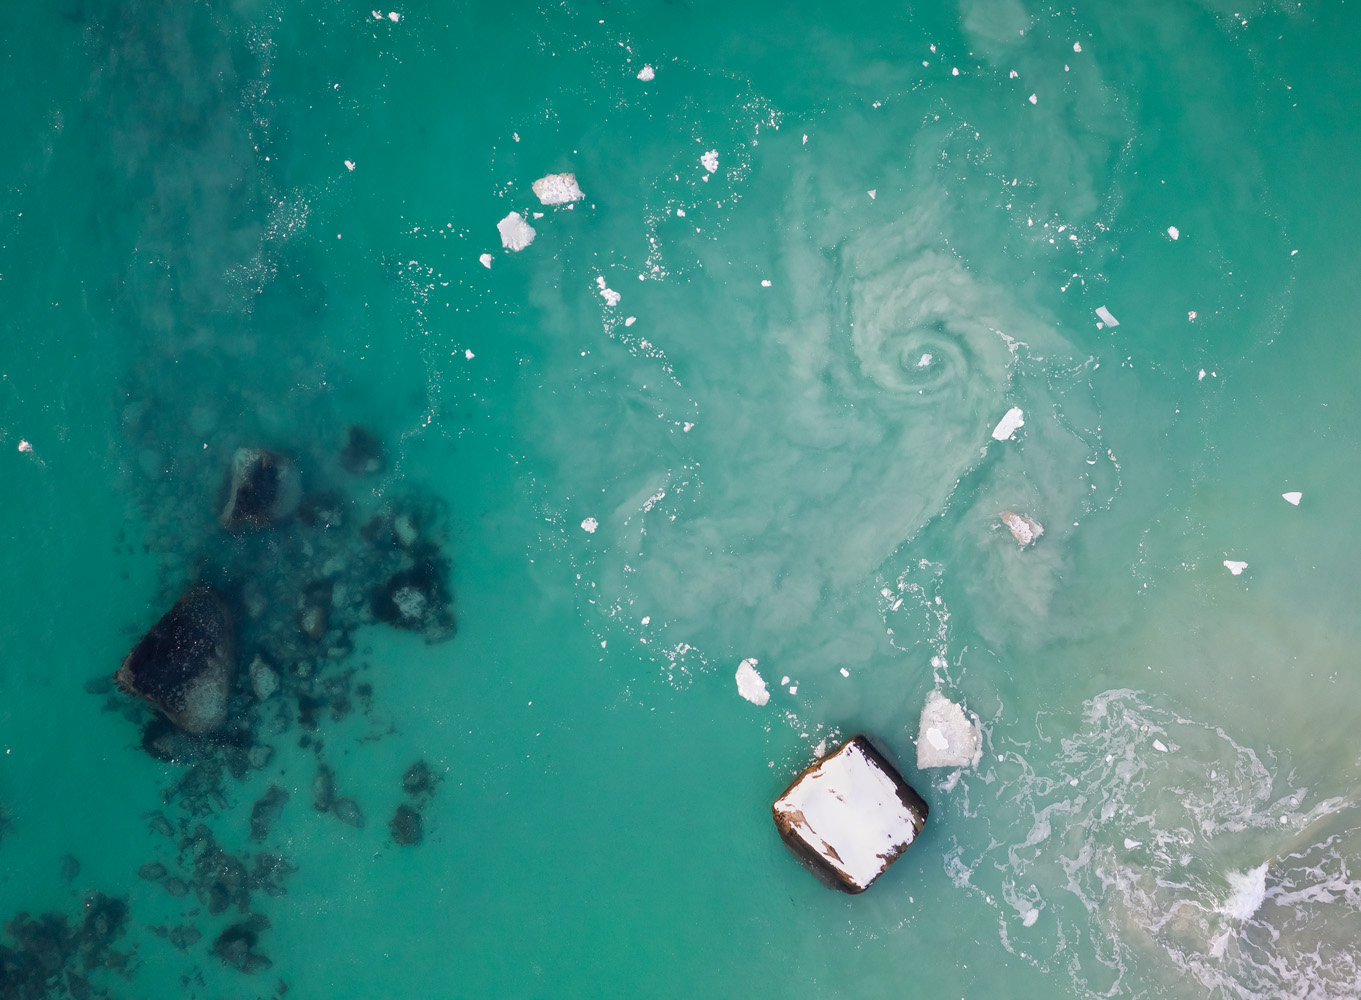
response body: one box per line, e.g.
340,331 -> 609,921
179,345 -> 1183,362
1224,560 -> 1248,576
701,149 -> 719,173
532,172 -> 585,206
1095,305 -> 1119,327
637,64 -> 655,81
1283,491 -> 1302,505
736,658 -> 769,706
991,406 -> 1025,441
1000,511 -> 1043,547
916,691 -> 982,769
581,517 -> 599,534
497,212 -> 535,251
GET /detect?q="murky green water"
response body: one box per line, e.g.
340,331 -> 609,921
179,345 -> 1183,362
3,1 -> 1361,996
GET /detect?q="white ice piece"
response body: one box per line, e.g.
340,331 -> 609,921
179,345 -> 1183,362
1073,41 -> 1083,52
1224,560 -> 1248,576
1282,491 -> 1302,505
735,658 -> 770,706
478,253 -> 492,269
624,316 -> 636,326
581,517 -> 599,534
637,64 -> 655,81
773,738 -> 926,890
1095,305 -> 1119,327
595,276 -> 621,307
1168,226 -> 1180,240
868,189 -> 877,200
387,11 -> 400,21
1153,739 -> 1168,752
1000,511 -> 1044,547
497,212 -> 535,251
761,279 -> 772,287
344,160 -> 356,171
531,172 -> 585,206
1029,93 -> 1038,104
17,440 -> 32,453
991,406 -> 1025,441
916,690 -> 982,769
917,353 -> 933,367
700,149 -> 719,173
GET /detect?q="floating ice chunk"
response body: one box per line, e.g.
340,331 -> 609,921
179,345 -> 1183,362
1153,739 -> 1168,752
581,517 -> 599,534
1073,41 -> 1083,52
868,189 -> 877,200
781,676 -> 790,686
772,735 -> 929,893
1219,863 -> 1269,921
344,160 -> 356,171
1095,305 -> 1119,327
595,276 -> 621,307
1282,491 -> 1302,505
636,64 -> 655,81
1124,838 -> 1143,849
17,440 -> 32,453
478,253 -> 492,269
464,349 -> 475,360
839,667 -> 850,677
531,172 -> 585,206
624,316 -> 636,327
1167,226 -> 1180,240
917,353 -> 933,367
1188,310 -> 1197,320
1009,70 -> 1019,78
991,406 -> 1025,441
1022,908 -> 1039,927
1223,559 -> 1248,576
736,658 -> 769,706
1028,93 -> 1038,104
497,212 -> 535,251
387,11 -> 400,21
916,691 -> 982,769
1000,511 -> 1043,547
1199,369 -> 1207,380
700,149 -> 719,173
761,279 -> 772,287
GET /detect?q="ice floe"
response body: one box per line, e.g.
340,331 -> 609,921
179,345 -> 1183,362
580,517 -> 599,534
1223,560 -> 1248,576
497,212 -> 535,251
1282,491 -> 1302,505
735,658 -> 769,706
1095,305 -> 1119,327
478,253 -> 492,269
917,691 -> 982,769
531,172 -> 584,206
700,149 -> 719,174
636,64 -> 655,81
991,406 -> 1025,441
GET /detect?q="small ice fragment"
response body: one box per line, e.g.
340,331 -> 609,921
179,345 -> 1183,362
682,422 -> 694,432
1153,739 -> 1168,752
1009,70 -> 1018,78
991,406 -> 1025,441
581,517 -> 599,534
1028,93 -> 1038,104
1282,491 -> 1302,505
700,149 -> 719,173
916,691 -> 983,769
624,316 -> 636,327
951,67 -> 959,76
868,189 -> 877,200
1188,310 -> 1197,320
1000,511 -> 1044,547
761,279 -> 772,287
1291,249 -> 1298,256
641,616 -> 650,625
344,160 -> 356,171
388,11 -> 400,21
780,676 -> 790,686
478,253 -> 492,268
917,353 -> 932,367
1124,838 -> 1143,849
531,172 -> 585,206
1022,908 -> 1039,928
788,685 -> 797,694
675,208 -> 685,217
1095,305 -> 1119,327
637,64 -> 655,81
1198,369 -> 1207,380
372,10 -> 381,17
735,658 -> 770,706
1218,863 -> 1269,921
17,440 -> 32,453
595,275 -> 621,307
1223,560 -> 1248,576
497,212 -> 535,251
464,349 -> 475,360
1073,41 -> 1082,52
1168,226 -> 1180,240
839,667 -> 850,677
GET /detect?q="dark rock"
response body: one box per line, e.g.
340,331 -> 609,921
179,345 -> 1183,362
249,786 -> 289,842
147,812 -> 174,838
168,924 -> 201,950
211,914 -> 271,973
219,448 -> 301,531
137,862 -> 166,881
332,798 -> 364,829
82,676 -> 113,696
401,760 -> 441,798
114,585 -> 234,736
340,426 -> 385,476
312,766 -> 334,812
369,542 -> 455,640
389,804 -> 423,846
79,893 -> 129,957
163,877 -> 189,898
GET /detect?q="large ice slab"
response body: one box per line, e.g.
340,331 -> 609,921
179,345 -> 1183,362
916,691 -> 982,769
531,172 -> 585,206
497,212 -> 535,251
991,406 -> 1025,441
772,735 -> 928,893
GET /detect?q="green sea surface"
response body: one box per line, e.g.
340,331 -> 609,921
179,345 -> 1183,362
4,1 -> 1361,997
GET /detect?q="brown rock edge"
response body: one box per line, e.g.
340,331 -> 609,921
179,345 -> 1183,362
771,734 -> 929,894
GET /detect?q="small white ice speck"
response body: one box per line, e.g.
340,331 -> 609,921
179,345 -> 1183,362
17,440 -> 32,453
761,279 -> 771,287
1168,226 -> 1180,240
1224,560 -> 1248,576
641,616 -> 650,625
1199,369 -> 1207,380
1125,838 -> 1143,849
1283,491 -> 1302,505
1009,70 -> 1018,78
581,517 -> 599,534
868,189 -> 876,200
1073,41 -> 1083,52
387,11 -> 399,21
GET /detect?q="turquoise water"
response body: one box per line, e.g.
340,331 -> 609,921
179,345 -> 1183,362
4,0 -> 1361,996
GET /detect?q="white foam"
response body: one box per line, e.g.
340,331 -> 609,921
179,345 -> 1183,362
497,212 -> 535,251
1223,560 -> 1248,576
532,172 -> 585,206
735,658 -> 769,706
1095,305 -> 1119,327
1282,491 -> 1302,505
1219,863 -> 1269,921
991,406 -> 1025,441
581,517 -> 599,534
701,149 -> 719,173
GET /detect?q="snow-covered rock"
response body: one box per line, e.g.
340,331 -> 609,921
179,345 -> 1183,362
531,172 -> 585,206
1000,510 -> 1044,547
916,691 -> 982,769
497,212 -> 535,251
773,735 -> 928,893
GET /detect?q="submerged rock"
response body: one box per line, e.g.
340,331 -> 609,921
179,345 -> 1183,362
1000,510 -> 1044,547
211,914 -> 271,974
332,797 -> 364,829
248,656 -> 279,701
339,425 -> 386,476
389,804 -> 423,846
114,585 -> 234,736
249,786 -> 289,842
401,759 -> 441,798
219,447 -> 301,531
772,735 -> 928,894
370,542 -> 455,640
916,691 -> 983,769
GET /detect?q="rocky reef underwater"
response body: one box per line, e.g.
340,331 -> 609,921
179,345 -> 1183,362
2,421 -> 456,995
